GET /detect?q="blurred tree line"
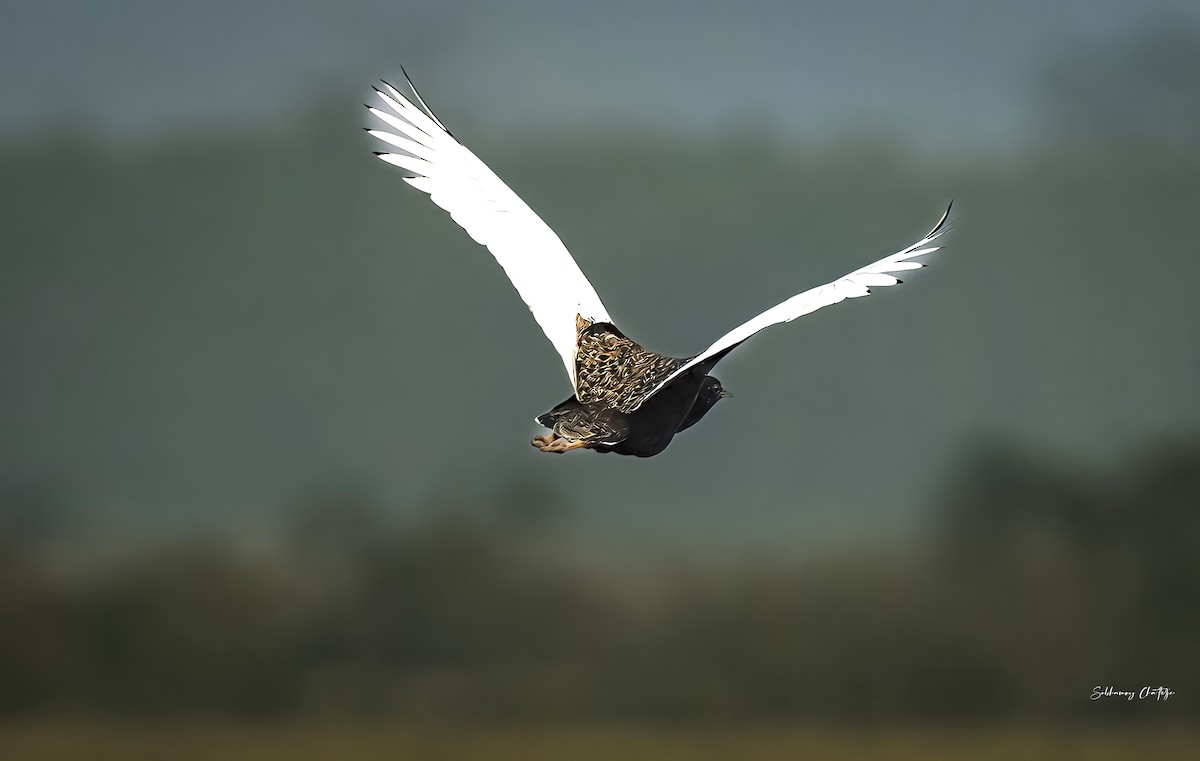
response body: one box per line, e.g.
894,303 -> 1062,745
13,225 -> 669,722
1,435 -> 1196,722
3,17 -> 1200,530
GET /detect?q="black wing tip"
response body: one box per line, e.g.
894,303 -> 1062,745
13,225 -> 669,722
378,80 -> 402,101
391,67 -> 456,139
928,199 -> 954,237
372,82 -> 410,108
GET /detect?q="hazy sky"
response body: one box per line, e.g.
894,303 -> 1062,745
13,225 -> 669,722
4,0 -> 1199,148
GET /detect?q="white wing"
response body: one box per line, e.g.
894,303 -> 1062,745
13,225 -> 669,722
636,204 -> 953,409
365,73 -> 612,389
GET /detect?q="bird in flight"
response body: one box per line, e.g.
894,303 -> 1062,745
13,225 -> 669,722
365,72 -> 951,457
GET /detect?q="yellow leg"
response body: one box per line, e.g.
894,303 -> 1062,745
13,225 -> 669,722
551,439 -> 588,453
531,435 -> 589,454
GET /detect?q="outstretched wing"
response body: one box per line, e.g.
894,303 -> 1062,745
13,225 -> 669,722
633,204 -> 953,410
365,72 -> 612,389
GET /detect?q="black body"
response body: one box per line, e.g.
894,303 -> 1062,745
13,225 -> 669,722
537,369 -> 727,457
676,375 -> 728,433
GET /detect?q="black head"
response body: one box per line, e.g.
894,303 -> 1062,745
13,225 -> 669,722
676,376 -> 732,433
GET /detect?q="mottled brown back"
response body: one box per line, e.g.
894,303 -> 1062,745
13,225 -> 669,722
574,316 -> 687,413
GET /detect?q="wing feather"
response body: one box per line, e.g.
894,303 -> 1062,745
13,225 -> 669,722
634,204 -> 953,409
365,74 -> 612,389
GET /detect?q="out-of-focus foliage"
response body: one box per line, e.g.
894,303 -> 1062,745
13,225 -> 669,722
1,436 -> 1196,721
3,94 -> 1199,535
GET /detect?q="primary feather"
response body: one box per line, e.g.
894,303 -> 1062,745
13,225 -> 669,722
365,76 -> 612,389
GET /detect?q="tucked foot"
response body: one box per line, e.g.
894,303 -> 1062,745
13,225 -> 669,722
531,434 -> 589,454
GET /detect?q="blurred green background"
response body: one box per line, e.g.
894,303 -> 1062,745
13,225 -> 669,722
2,1 -> 1198,758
